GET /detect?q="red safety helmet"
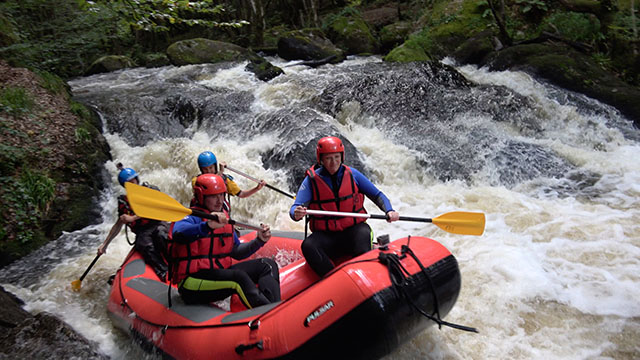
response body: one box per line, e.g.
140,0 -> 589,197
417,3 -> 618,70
193,174 -> 226,205
316,136 -> 345,164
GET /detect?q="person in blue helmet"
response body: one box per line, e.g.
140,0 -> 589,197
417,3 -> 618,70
98,163 -> 169,281
191,151 -> 266,211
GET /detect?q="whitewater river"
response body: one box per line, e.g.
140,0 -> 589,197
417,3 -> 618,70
1,56 -> 638,359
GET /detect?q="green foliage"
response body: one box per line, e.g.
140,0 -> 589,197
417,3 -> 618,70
592,52 -> 613,69
35,70 -> 68,96
20,169 -> 55,212
476,0 -> 493,19
85,0 -> 248,33
0,0 -> 133,77
0,86 -> 35,117
322,7 -> 362,32
75,127 -> 91,143
0,143 -> 26,176
544,12 -> 601,44
0,176 -> 46,251
515,0 -> 548,14
70,100 -> 92,120
609,8 -> 640,41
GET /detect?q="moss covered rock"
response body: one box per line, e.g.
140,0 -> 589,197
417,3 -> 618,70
277,28 -> 344,62
245,55 -> 284,82
166,38 -> 250,66
139,52 -> 171,68
86,55 -> 136,75
415,0 -> 492,59
379,21 -> 413,53
384,38 -> 431,63
324,10 -> 379,55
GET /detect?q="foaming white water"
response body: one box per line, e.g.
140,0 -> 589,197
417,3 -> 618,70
2,58 -> 639,360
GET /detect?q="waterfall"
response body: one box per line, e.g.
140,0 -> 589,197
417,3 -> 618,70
1,56 -> 638,359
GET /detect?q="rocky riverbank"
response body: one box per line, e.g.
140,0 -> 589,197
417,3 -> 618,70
0,286 -> 107,358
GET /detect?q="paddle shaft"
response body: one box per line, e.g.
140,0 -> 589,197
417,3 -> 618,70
191,209 -> 263,231
79,254 -> 101,282
305,209 -> 431,223
225,165 -> 295,199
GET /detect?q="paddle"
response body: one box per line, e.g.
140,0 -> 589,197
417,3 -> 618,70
71,254 -> 101,291
305,209 -> 485,236
225,165 -> 295,199
124,182 -> 263,231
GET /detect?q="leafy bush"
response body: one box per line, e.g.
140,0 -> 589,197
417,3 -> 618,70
0,0 -> 132,77
544,12 -> 601,44
515,0 -> 548,14
20,169 -> 55,212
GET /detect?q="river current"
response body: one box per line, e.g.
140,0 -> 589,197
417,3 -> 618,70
1,56 -> 638,359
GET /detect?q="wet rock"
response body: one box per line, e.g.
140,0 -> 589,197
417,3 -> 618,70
167,38 -> 250,66
0,286 -> 106,359
277,29 -> 345,63
245,55 -> 284,81
324,11 -> 379,55
86,55 -> 136,75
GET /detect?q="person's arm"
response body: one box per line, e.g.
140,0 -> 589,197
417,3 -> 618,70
290,177 -> 313,221
171,213 -> 227,243
97,219 -> 125,255
237,180 -> 266,198
351,168 -> 399,222
225,178 -> 242,197
231,224 -> 271,259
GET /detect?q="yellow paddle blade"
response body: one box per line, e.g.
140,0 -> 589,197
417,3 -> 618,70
70,279 -> 82,291
432,211 -> 485,236
125,182 -> 193,222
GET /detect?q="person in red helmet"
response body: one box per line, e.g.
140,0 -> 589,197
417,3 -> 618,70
170,174 -> 280,308
290,136 -> 400,277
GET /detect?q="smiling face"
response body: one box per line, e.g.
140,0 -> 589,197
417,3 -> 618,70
320,152 -> 342,175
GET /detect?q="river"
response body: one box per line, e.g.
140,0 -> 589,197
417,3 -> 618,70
1,56 -> 638,359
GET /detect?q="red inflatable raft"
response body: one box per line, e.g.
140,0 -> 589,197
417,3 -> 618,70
107,230 -> 462,359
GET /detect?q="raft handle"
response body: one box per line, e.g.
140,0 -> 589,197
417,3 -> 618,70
248,319 -> 260,330
235,340 -> 263,355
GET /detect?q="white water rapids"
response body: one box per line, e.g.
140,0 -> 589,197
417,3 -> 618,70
1,57 -> 639,359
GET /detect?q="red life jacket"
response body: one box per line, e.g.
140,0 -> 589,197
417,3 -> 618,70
306,164 -> 367,232
168,207 -> 234,284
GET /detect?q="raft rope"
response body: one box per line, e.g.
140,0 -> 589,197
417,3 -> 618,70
125,226 -> 135,246
378,239 -> 478,333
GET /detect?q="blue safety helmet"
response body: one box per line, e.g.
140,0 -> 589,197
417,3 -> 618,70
118,167 -> 139,187
198,151 -> 217,168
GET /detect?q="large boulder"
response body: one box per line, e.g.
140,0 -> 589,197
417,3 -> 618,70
277,28 -> 345,63
0,286 -> 107,359
379,21 -> 413,53
166,38 -> 251,65
384,31 -> 432,63
324,10 -> 379,55
361,6 -> 399,29
86,55 -> 135,75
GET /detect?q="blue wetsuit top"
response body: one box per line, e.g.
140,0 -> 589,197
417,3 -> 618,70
289,165 -> 394,220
